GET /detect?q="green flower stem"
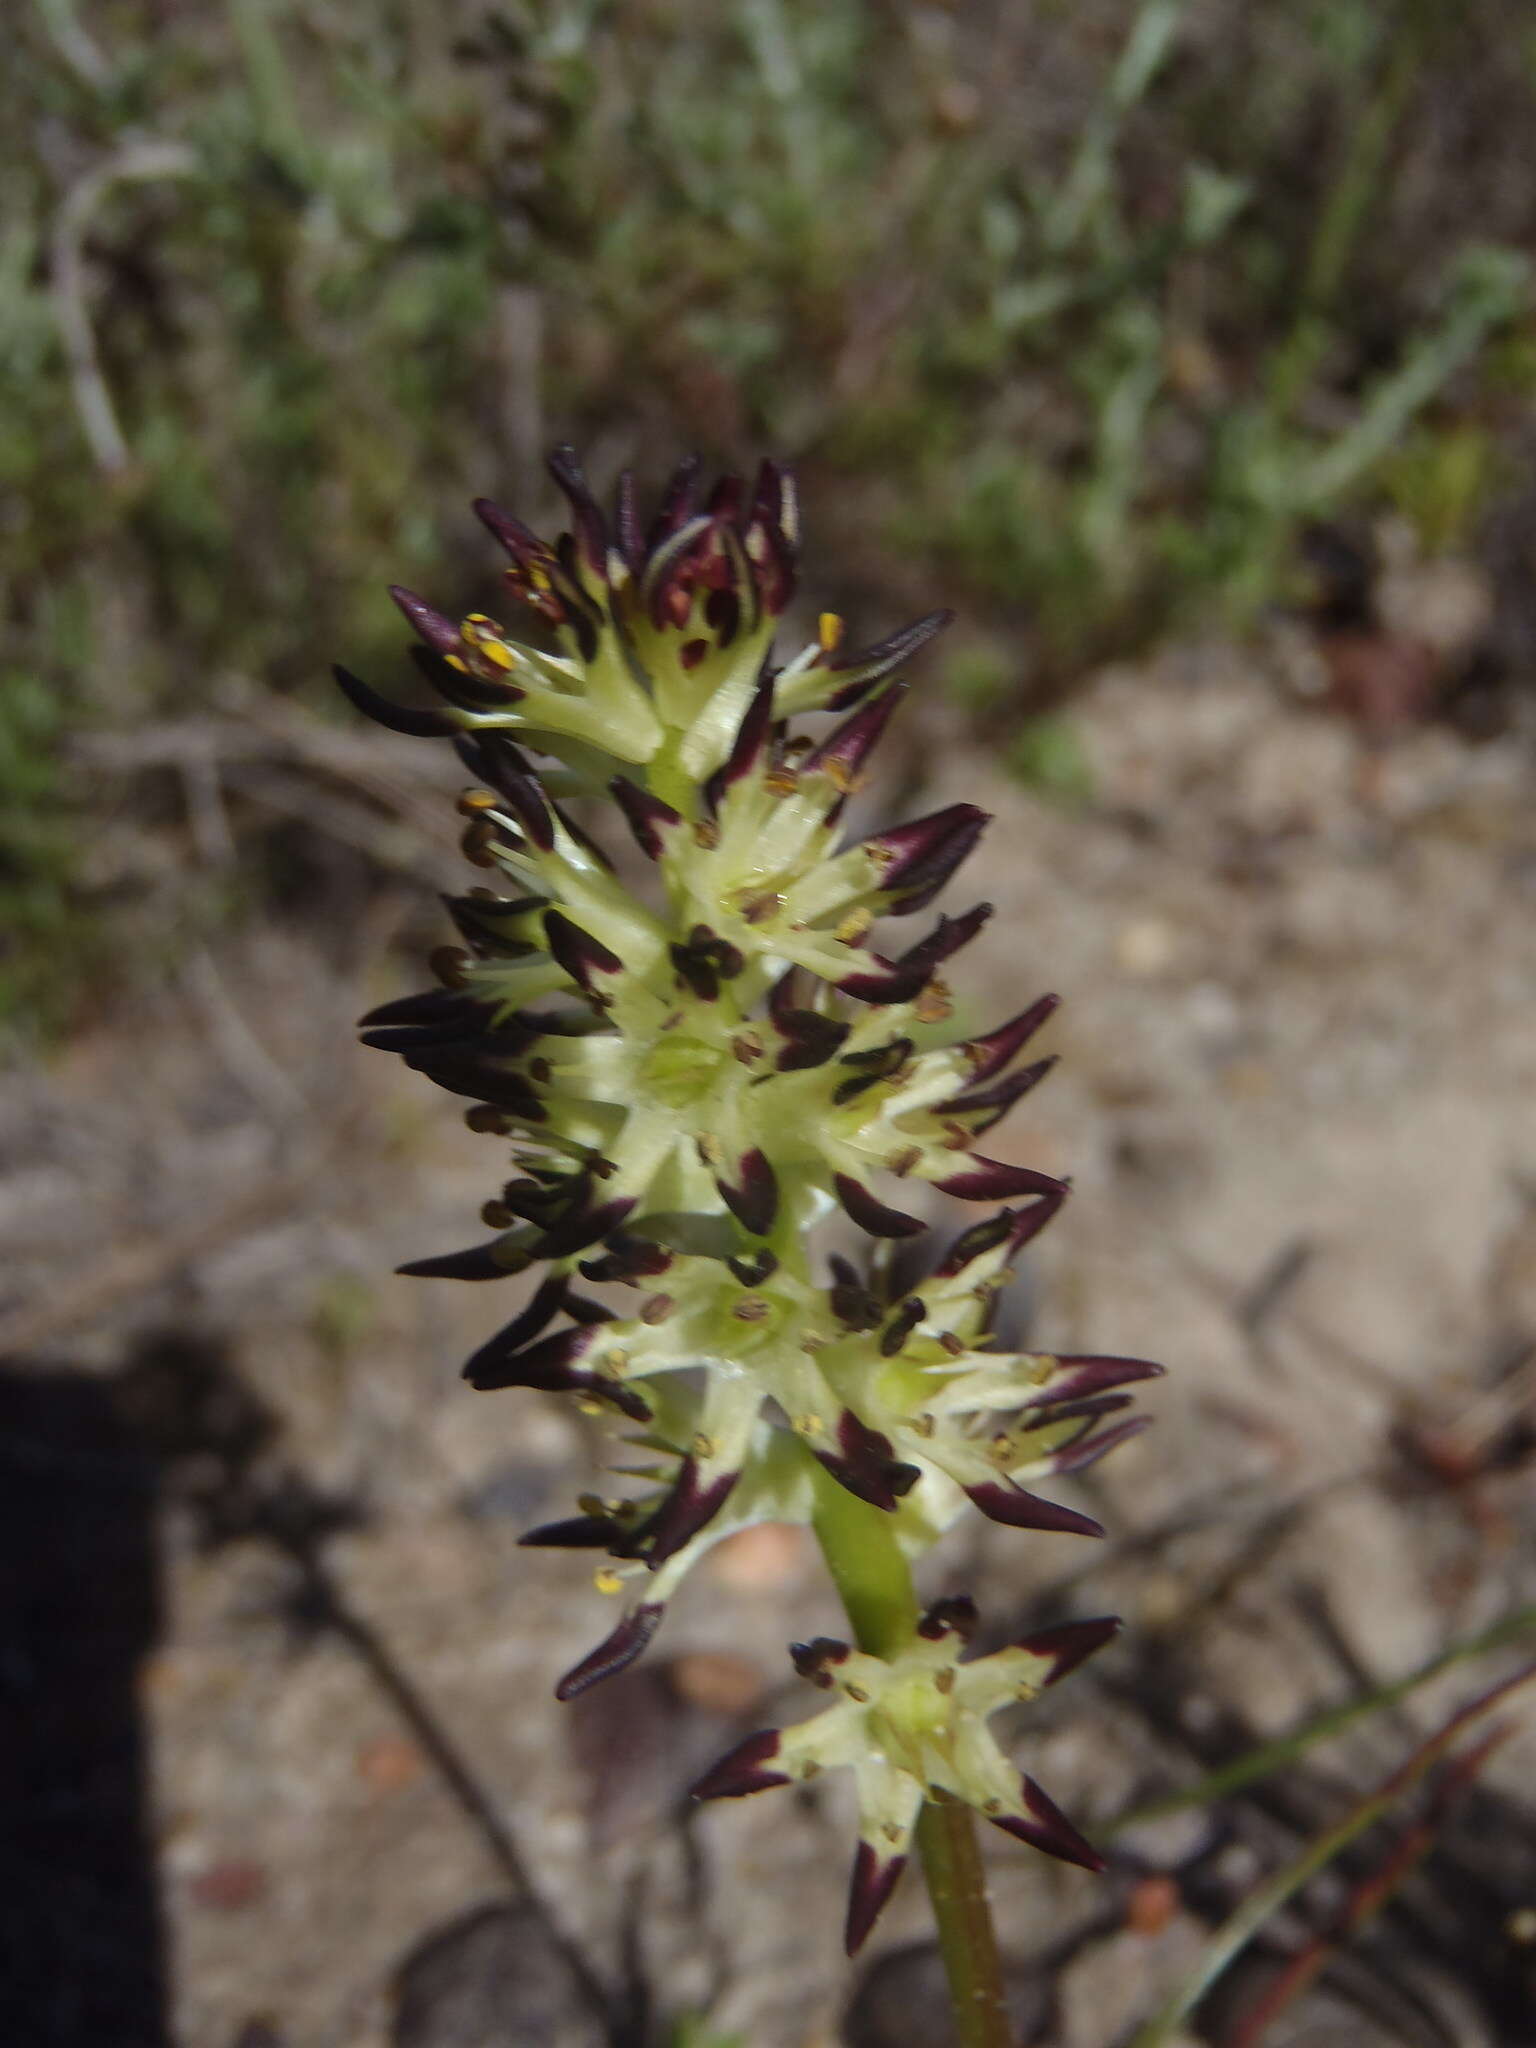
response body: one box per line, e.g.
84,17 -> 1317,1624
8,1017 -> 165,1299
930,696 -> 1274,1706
913,1801 -> 1011,2048
808,1459 -> 920,1656
809,1465 -> 1011,2048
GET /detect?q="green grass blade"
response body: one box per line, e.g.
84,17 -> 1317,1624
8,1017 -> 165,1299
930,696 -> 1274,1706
1127,1659 -> 1536,2048
1107,1603 -> 1536,1837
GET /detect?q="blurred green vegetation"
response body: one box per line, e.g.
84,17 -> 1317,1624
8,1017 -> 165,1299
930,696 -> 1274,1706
6,0 -> 1536,1036
666,2020 -> 742,2048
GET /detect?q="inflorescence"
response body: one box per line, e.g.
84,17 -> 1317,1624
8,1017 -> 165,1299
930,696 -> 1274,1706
342,449 -> 1162,1951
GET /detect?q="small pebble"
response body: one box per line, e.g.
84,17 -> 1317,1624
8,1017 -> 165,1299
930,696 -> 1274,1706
189,1859 -> 268,1911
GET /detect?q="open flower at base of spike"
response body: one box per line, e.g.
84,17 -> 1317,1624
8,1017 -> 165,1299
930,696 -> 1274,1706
693,1599 -> 1118,1953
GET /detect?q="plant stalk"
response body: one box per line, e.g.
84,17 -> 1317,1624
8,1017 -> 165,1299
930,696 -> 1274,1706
810,1467 -> 1012,2048
913,1800 -> 1012,2048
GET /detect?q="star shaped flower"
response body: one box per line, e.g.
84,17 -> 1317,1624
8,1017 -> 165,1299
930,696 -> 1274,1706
692,1598 -> 1117,1952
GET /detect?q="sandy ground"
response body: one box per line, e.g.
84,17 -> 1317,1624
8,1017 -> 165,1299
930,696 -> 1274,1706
5,648 -> 1536,2048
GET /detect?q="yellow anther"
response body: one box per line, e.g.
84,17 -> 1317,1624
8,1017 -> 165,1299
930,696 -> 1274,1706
792,1412 -> 824,1437
764,769 -> 799,798
593,1566 -> 624,1595
691,1432 -> 717,1460
456,787 -> 499,816
461,615 -> 517,671
835,906 -> 874,946
818,612 -> 844,654
693,820 -> 721,850
845,1683 -> 871,1704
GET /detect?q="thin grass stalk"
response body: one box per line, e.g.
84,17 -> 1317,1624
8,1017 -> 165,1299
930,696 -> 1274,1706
1106,1603 -> 1536,1837
1225,1726 -> 1509,2048
1127,1659 -> 1536,2048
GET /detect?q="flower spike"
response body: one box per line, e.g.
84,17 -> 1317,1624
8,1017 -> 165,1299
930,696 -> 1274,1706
341,448 -> 1165,1974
